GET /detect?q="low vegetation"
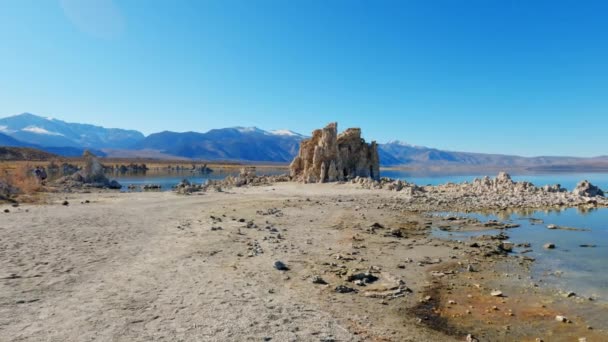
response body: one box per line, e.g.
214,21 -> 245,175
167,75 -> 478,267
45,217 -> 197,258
0,163 -> 45,203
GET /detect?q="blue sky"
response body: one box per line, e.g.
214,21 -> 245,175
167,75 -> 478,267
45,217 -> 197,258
1,0 -> 607,157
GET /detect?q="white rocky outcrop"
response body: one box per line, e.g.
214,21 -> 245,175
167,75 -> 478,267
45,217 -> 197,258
289,122 -> 380,183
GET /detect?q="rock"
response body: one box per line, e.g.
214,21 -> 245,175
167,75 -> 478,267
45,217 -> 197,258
573,180 -> 604,197
346,272 -> 378,284
289,122 -> 380,182
273,261 -> 289,271
491,290 -> 503,297
555,315 -> 568,323
544,243 -> 556,249
334,285 -> 357,293
547,224 -> 558,229
62,200 -> 69,206
52,151 -> 122,190
500,241 -> 514,252
466,334 -> 479,342
142,184 -> 162,190
311,275 -> 327,285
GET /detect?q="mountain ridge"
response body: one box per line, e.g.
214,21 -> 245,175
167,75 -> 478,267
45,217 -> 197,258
1,113 -> 606,168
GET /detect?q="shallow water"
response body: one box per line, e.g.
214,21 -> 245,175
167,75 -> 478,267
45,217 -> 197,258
111,169 -> 286,191
433,208 -> 608,302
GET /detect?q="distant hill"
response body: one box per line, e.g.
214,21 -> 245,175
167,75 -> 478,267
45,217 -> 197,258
1,130 -> 105,158
0,113 -> 144,149
378,141 -> 591,167
0,146 -> 59,161
136,127 -> 305,162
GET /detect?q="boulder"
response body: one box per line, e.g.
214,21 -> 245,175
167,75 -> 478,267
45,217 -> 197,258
572,180 -> 604,197
289,122 -> 380,182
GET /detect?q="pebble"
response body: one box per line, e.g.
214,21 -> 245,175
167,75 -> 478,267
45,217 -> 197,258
544,243 -> 556,249
273,261 -> 289,271
466,334 -> 479,342
491,290 -> 503,297
555,315 -> 568,323
311,275 -> 327,285
334,285 -> 356,294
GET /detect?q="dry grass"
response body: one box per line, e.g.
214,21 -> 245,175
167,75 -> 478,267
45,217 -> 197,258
0,163 -> 46,203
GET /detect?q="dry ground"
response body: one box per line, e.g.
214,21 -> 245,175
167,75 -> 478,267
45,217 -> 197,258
1,183 -> 606,341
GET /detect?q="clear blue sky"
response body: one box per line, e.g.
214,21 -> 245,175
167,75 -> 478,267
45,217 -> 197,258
1,0 -> 607,157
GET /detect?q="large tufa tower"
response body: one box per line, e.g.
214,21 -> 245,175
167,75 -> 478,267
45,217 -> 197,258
289,122 -> 380,183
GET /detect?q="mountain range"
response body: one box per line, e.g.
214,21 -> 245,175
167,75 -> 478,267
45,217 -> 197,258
1,113 -> 607,169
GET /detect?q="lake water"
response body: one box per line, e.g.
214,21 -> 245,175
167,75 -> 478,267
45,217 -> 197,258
111,169 -> 286,192
113,170 -> 608,192
433,208 -> 608,302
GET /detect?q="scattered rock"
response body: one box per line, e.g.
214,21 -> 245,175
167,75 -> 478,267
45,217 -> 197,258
466,334 -> 479,342
334,285 -> 357,293
500,241 -> 514,252
346,272 -> 378,284
273,261 -> 289,271
311,275 -> 327,285
491,290 -> 503,297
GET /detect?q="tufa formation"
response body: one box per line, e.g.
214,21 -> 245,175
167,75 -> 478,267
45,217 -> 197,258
289,122 -> 380,183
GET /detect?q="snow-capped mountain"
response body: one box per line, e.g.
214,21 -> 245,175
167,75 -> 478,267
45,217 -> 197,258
0,113 -> 145,149
137,126 -> 306,162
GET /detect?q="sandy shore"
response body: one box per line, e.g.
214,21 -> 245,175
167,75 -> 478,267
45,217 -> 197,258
1,183 -> 606,341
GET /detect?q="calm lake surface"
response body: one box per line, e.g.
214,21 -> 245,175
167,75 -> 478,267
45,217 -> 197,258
113,170 -> 608,192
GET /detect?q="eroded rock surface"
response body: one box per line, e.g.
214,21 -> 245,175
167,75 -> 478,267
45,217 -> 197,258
289,122 -> 379,183
572,180 -> 605,197
53,151 -> 121,190
351,172 -> 608,210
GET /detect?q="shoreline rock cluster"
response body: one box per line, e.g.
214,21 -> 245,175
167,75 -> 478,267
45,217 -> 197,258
173,168 -> 606,212
352,172 -> 607,210
52,151 -> 121,191
174,167 -> 291,194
